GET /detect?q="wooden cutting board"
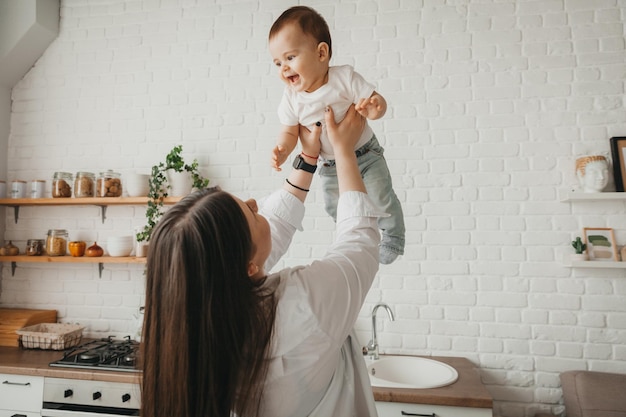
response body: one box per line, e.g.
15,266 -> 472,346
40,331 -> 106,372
0,308 -> 57,347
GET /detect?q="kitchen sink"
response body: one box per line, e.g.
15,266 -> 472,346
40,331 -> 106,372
367,356 -> 459,389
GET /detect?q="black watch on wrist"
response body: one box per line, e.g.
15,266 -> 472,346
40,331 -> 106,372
292,154 -> 317,173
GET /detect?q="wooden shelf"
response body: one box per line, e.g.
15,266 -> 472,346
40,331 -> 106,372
0,197 -> 181,206
0,255 -> 146,264
0,255 -> 147,277
561,191 -> 626,202
0,197 -> 163,277
563,260 -> 626,269
0,196 -> 182,223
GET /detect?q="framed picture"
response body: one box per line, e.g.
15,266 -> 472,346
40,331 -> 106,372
610,137 -> 626,192
583,227 -> 618,261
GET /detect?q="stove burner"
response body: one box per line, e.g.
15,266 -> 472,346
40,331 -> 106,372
123,353 -> 136,365
49,335 -> 140,373
78,352 -> 100,363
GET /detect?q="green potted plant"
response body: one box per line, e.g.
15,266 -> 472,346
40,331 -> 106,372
135,145 -> 209,248
571,236 -> 588,261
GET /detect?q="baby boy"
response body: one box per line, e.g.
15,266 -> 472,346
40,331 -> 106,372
268,6 -> 405,264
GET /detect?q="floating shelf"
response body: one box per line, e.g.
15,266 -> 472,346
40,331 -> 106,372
0,255 -> 147,277
560,192 -> 626,268
560,191 -> 626,202
0,197 -> 172,278
0,196 -> 182,223
0,197 -> 161,206
563,260 -> 626,269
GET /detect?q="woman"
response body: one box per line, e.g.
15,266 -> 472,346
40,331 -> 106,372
141,105 -> 384,417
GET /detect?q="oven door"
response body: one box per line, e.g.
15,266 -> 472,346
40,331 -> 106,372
41,403 -> 139,417
42,377 -> 140,417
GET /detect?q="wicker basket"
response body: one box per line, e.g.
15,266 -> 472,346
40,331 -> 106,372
16,323 -> 84,350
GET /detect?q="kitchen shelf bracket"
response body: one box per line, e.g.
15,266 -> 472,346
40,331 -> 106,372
99,263 -> 104,278
11,262 -> 16,276
13,206 -> 19,224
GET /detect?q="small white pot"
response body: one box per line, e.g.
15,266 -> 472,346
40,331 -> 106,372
125,173 -> 150,197
571,253 -> 589,261
166,170 -> 193,197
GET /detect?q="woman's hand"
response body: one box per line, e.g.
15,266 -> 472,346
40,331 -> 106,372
325,104 -> 366,156
298,121 -> 322,159
325,104 -> 367,194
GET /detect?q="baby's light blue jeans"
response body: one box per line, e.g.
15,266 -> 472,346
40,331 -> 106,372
318,135 -> 405,262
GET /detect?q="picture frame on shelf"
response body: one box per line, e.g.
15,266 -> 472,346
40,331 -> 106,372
583,227 -> 618,261
609,136 -> 626,192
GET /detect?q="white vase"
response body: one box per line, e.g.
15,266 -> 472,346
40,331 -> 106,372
166,170 -> 193,197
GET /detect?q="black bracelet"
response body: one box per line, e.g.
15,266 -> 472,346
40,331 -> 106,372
286,178 -> 309,192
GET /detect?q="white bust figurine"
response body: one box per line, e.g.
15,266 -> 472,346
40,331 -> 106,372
576,155 -> 609,193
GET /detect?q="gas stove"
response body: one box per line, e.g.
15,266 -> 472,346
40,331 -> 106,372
49,336 -> 140,373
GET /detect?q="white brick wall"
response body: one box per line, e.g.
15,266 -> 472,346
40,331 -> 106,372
1,0 -> 625,415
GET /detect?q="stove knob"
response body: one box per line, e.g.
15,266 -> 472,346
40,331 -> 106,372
122,393 -> 131,402
93,391 -> 102,400
64,389 -> 73,398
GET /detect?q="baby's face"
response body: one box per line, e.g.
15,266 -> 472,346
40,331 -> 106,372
269,23 -> 329,93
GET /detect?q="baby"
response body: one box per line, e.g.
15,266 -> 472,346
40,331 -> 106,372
268,6 -> 405,264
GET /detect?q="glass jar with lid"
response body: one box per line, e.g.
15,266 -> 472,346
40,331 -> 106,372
97,170 -> 123,197
26,239 -> 45,256
46,229 -> 68,256
74,172 -> 95,198
52,172 -> 73,198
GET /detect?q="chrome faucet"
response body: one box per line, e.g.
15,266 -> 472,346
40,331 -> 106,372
365,302 -> 395,360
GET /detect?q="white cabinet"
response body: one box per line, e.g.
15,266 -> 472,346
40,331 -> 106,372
0,411 -> 41,417
0,374 -> 44,417
376,400 -> 492,417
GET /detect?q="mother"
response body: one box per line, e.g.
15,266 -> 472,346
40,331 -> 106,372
141,105 -> 384,417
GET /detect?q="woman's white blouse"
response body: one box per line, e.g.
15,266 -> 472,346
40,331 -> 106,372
258,189 -> 383,417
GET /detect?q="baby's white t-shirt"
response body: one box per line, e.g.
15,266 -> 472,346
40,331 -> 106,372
277,64 -> 376,160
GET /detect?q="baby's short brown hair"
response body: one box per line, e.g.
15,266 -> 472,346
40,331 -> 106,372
269,6 -> 332,59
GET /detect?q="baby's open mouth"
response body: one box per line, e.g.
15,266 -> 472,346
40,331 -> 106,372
288,74 -> 300,84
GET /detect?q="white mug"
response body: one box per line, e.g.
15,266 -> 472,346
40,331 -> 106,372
11,180 -> 27,198
30,180 -> 46,199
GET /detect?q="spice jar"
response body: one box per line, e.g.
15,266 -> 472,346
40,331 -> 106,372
26,239 -> 45,256
97,170 -> 123,197
52,172 -> 73,198
74,172 -> 95,198
46,229 -> 68,256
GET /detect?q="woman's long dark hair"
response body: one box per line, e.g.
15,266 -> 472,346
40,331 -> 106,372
140,187 -> 277,417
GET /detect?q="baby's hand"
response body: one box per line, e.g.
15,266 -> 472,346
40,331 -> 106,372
271,145 -> 290,171
355,96 -> 385,120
